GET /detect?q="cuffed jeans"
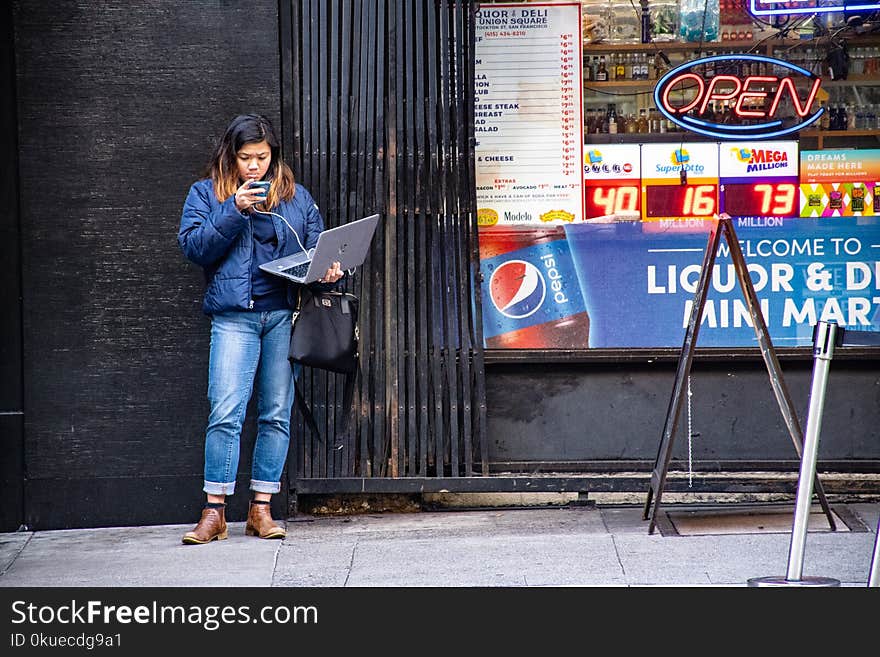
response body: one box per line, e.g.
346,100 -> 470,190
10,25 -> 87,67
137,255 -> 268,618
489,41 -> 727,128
203,309 -> 296,495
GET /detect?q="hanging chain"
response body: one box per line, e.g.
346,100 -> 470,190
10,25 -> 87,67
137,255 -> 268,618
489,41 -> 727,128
687,375 -> 694,488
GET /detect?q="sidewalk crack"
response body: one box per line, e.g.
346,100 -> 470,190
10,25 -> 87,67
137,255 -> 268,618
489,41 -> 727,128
0,532 -> 35,577
343,539 -> 358,587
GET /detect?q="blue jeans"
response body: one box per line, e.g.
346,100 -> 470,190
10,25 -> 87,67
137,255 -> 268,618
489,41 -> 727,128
203,309 -> 297,495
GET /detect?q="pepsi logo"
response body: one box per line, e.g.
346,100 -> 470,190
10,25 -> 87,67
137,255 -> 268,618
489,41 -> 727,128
489,259 -> 545,319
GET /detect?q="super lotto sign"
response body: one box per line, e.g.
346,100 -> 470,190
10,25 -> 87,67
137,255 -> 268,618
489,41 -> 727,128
750,1 -> 880,17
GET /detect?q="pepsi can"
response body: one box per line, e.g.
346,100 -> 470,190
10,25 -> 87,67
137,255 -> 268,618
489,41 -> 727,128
479,226 -> 590,348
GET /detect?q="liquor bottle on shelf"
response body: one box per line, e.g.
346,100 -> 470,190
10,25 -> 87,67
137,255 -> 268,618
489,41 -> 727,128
705,51 -> 716,78
636,52 -> 647,80
624,113 -> 637,133
836,105 -> 848,131
596,55 -> 609,81
637,108 -> 649,133
649,107 -> 661,133
615,53 -> 626,80
607,104 -> 619,134
652,52 -> 665,80
819,101 -> 830,130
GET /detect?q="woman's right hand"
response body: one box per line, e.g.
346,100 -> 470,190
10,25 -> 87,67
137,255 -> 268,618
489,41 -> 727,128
234,180 -> 263,212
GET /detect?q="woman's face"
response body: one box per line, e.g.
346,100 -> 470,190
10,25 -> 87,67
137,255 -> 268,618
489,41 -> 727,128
236,139 -> 272,183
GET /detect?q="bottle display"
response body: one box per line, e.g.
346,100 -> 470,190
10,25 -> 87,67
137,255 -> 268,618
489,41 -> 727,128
595,55 -> 608,81
579,4 -> 880,143
607,104 -> 618,134
640,0 -> 651,44
679,0 -> 719,43
581,0 -> 612,44
648,0 -> 679,42
610,2 -> 640,44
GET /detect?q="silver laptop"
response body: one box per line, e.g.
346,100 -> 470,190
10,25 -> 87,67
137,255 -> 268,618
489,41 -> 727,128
260,213 -> 380,284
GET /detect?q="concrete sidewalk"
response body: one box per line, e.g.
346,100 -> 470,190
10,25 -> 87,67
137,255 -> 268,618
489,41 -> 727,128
1,502 -> 877,587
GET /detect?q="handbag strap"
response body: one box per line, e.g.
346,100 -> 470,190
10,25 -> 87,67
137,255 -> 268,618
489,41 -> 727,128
294,365 -> 360,445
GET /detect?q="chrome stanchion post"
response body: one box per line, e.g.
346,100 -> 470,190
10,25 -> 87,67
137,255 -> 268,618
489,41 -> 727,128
748,321 -> 841,587
869,516 -> 880,587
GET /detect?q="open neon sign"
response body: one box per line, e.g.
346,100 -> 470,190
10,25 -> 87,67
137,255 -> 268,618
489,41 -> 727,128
654,54 -> 823,140
750,1 -> 880,17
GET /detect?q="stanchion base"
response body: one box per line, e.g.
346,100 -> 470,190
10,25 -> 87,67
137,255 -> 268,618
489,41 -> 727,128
747,575 -> 841,587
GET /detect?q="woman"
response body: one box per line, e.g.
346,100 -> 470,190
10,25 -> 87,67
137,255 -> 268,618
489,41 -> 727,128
178,114 -> 343,544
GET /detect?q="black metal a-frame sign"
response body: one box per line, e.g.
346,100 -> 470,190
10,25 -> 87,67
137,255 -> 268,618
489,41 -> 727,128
643,215 -> 836,534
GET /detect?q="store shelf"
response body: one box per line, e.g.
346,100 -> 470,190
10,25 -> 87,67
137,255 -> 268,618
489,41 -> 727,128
801,129 -> 880,137
821,75 -> 880,86
800,128 -> 880,149
582,38 -> 804,53
583,31 -> 880,145
584,75 -> 880,91
583,34 -> 880,54
584,132 -> 710,144
584,80 -> 657,89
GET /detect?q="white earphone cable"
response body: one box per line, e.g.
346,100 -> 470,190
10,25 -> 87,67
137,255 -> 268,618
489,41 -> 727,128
250,208 -> 310,258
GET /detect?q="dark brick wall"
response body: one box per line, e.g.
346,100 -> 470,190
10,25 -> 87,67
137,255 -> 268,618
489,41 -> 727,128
13,0 -> 281,528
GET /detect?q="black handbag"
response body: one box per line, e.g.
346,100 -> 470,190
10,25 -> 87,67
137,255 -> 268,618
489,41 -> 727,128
288,287 -> 360,442
288,288 -> 359,374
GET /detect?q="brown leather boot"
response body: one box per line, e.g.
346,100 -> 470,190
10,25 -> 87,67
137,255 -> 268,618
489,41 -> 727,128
182,504 -> 228,544
245,501 -> 286,539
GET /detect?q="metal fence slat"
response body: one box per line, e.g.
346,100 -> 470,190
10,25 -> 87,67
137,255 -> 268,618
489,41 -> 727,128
284,0 -> 486,487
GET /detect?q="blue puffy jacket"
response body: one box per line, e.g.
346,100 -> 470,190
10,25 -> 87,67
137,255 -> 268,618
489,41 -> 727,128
178,178 -> 326,315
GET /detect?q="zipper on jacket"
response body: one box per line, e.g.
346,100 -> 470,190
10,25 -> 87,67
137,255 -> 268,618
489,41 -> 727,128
248,212 -> 255,311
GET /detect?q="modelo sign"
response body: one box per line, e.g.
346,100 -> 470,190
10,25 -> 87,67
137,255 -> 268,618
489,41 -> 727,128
654,54 -> 822,140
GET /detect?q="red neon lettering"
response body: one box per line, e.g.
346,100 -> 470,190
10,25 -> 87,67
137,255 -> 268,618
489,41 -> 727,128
769,76 -> 821,118
661,73 -> 704,114
661,71 -> 822,121
698,75 -> 741,115
734,76 -> 775,118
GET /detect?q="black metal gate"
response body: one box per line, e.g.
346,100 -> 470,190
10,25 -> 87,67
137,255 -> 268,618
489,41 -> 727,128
281,0 -> 487,486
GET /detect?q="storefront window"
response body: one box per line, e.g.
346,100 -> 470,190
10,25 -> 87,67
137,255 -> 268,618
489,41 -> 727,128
475,1 -> 880,352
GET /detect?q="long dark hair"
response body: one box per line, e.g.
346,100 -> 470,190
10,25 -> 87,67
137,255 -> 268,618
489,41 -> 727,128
205,113 -> 296,207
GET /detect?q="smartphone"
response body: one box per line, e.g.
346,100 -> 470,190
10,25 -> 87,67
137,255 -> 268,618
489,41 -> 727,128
249,180 -> 271,199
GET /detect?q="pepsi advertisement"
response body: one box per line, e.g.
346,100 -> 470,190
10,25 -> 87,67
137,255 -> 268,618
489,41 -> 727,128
479,226 -> 590,348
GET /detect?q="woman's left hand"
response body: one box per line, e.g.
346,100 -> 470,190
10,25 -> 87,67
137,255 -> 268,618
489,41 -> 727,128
319,261 -> 344,284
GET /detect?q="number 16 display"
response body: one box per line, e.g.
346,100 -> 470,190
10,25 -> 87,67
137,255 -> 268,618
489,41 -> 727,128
640,142 -> 720,222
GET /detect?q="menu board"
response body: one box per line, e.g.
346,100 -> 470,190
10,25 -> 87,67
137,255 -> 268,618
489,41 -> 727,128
475,2 -> 584,226
800,149 -> 880,218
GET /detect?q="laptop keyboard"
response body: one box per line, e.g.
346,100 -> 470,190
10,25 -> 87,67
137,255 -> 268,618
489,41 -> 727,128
280,262 -> 310,278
